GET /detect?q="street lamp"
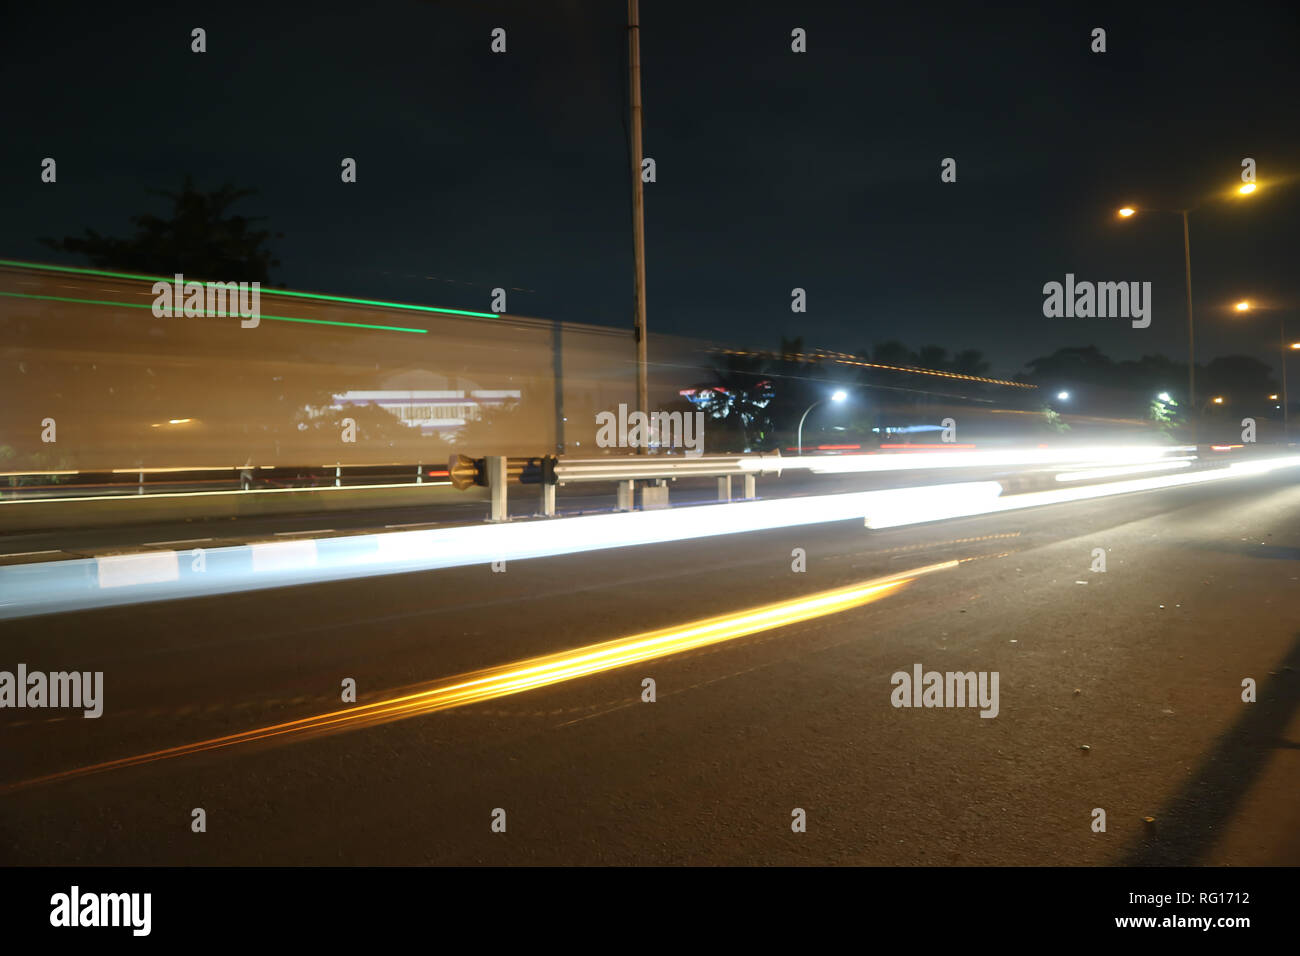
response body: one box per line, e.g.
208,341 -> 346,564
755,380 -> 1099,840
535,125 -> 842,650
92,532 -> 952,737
1116,185 -> 1257,444
796,390 -> 848,455
1056,390 -> 1070,401
1232,299 -> 1292,440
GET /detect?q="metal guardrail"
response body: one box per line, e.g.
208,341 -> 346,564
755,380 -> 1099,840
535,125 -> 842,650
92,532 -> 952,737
448,452 -> 785,519
0,451 -> 776,516
0,463 -> 452,501
6,444 -> 1236,524
446,445 -> 1234,521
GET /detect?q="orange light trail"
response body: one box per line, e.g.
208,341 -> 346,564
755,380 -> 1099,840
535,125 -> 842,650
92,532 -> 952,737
4,563 -> 954,792
715,347 -> 1038,388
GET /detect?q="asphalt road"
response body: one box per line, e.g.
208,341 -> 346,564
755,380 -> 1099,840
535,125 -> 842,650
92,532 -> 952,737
1,468 -> 1297,865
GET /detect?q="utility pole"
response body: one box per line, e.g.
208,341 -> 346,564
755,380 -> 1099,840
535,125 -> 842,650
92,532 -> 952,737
628,0 -> 649,451
1282,316 -> 1290,441
1181,209 -> 1196,446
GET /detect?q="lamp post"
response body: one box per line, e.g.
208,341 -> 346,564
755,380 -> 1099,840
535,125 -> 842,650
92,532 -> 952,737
796,389 -> 847,455
1233,300 -> 1299,441
1116,183 -> 1258,446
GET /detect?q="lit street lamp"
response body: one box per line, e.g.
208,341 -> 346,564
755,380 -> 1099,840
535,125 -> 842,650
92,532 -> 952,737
1232,299 -> 1293,440
1116,184 -> 1258,443
796,389 -> 848,455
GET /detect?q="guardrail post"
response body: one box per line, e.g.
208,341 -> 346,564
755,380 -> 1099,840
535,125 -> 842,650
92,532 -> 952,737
717,475 -> 731,502
138,470 -> 144,495
616,479 -> 635,512
335,465 -> 341,488
744,474 -> 756,499
417,463 -> 423,485
541,482 -> 556,517
640,478 -> 670,509
486,456 -> 508,521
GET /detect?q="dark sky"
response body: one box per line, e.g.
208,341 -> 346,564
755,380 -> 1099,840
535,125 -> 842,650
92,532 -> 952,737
3,0 -> 1298,377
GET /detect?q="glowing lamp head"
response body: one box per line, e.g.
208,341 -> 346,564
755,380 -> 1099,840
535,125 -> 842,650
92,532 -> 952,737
1234,300 -> 1251,312
1238,183 -> 1257,195
831,390 -> 848,403
1056,391 -> 1070,401
1117,207 -> 1136,218
1157,392 -> 1172,403
1213,396 -> 1224,405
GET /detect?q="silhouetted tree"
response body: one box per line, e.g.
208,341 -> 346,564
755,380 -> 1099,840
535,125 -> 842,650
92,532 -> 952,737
1200,355 -> 1278,403
779,336 -> 806,363
872,340 -> 917,368
41,176 -> 281,282
1024,345 -> 1116,385
916,345 -> 949,370
951,349 -> 991,377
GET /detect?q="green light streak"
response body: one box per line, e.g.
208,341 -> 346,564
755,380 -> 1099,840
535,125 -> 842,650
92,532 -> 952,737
0,257 -> 498,319
0,291 -> 429,334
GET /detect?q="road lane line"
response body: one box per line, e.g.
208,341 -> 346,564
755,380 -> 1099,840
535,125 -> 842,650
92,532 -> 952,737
2,562 -> 954,791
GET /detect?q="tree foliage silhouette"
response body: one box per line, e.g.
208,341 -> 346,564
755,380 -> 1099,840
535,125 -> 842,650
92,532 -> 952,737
41,176 -> 282,282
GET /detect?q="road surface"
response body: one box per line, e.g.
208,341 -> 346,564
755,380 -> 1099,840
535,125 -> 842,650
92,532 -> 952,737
1,469 -> 1297,865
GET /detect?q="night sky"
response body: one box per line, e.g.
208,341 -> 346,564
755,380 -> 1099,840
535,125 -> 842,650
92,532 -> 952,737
3,0 -> 1298,376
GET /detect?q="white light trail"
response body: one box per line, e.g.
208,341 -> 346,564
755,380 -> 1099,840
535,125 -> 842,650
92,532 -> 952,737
864,455 -> 1300,528
780,444 -> 1193,475
1054,459 -> 1194,482
3,453 -> 1297,620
